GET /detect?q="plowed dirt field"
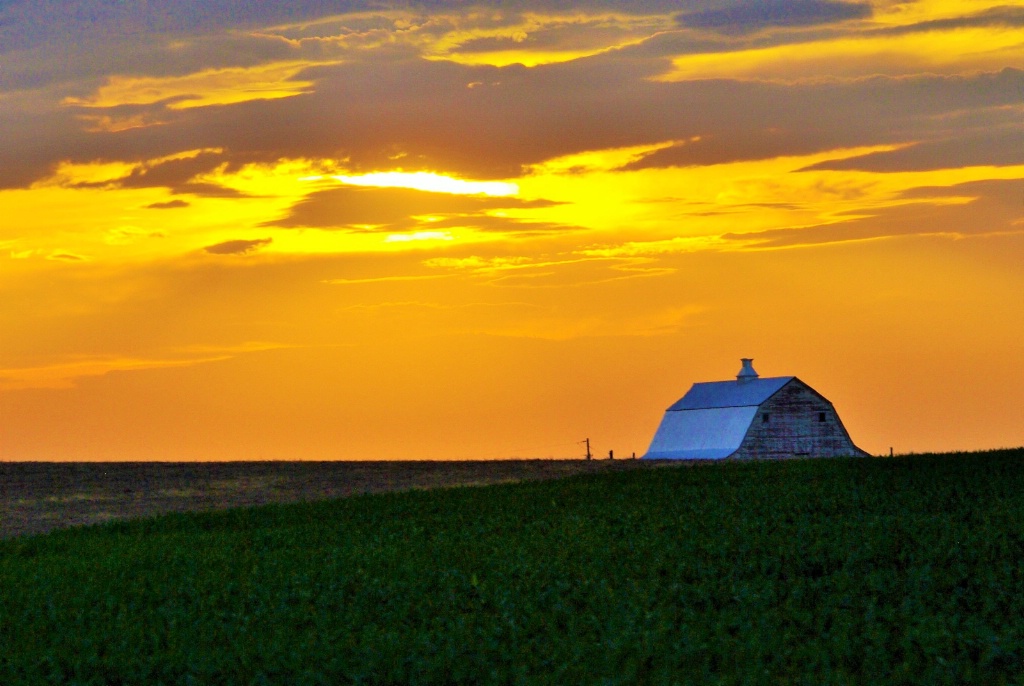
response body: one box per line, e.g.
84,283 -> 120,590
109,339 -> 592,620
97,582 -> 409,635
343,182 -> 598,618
0,459 -> 661,540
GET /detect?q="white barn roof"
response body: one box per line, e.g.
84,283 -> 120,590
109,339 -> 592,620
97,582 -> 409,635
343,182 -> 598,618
644,367 -> 795,460
666,376 -> 794,410
645,406 -> 761,459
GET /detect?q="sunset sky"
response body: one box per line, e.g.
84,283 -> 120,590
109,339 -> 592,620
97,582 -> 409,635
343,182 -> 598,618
1,0 -> 1022,461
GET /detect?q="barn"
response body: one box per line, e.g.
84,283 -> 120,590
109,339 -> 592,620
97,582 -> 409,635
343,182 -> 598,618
643,359 -> 869,460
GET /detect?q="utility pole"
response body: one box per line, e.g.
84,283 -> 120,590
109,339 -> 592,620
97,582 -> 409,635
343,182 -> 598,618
583,438 -> 592,460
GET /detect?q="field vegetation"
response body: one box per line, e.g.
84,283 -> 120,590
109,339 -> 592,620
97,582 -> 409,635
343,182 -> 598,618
2,449 -> 1024,684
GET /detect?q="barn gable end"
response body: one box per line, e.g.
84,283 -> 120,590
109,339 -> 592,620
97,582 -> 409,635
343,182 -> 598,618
732,378 -> 867,459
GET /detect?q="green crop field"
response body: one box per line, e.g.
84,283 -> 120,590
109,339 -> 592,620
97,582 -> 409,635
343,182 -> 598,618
2,449 -> 1024,685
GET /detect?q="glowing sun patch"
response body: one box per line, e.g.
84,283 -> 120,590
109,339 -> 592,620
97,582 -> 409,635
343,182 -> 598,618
330,172 -> 518,197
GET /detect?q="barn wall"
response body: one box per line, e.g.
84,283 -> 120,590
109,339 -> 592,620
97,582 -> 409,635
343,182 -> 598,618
733,380 -> 864,459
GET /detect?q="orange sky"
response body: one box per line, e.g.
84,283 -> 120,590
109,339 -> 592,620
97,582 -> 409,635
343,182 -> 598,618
1,0 -> 1022,460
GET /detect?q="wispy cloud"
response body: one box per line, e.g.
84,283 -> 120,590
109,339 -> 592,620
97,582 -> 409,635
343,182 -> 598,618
0,342 -> 294,391
676,0 -> 872,34
468,305 -> 705,340
204,238 -> 273,255
322,274 -> 453,285
46,251 -> 89,261
62,61 -> 336,110
145,199 -> 190,209
721,178 -> 1024,248
0,355 -> 224,390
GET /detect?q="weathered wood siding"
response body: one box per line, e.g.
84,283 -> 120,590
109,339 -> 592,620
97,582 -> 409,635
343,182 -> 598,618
733,379 -> 865,459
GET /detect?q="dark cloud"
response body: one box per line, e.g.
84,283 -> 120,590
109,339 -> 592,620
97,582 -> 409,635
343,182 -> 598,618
621,130 -> 858,170
0,31 -> 308,94
0,105 -> 91,188
0,1 -> 698,56
145,199 -> 190,209
870,5 -> 1024,36
0,1 -> 364,55
2,38 -> 1022,192
118,150 -> 238,196
414,214 -> 580,236
676,0 -> 871,34
616,4 -> 1024,63
207,62 -> 1024,180
203,237 -> 273,255
897,178 -> 1024,202
451,17 -> 649,54
617,70 -> 1024,170
801,129 -> 1024,172
267,185 -> 559,230
723,179 -> 1024,248
175,183 -> 251,198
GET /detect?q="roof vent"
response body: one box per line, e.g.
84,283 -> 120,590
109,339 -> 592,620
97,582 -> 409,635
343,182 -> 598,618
736,358 -> 759,384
